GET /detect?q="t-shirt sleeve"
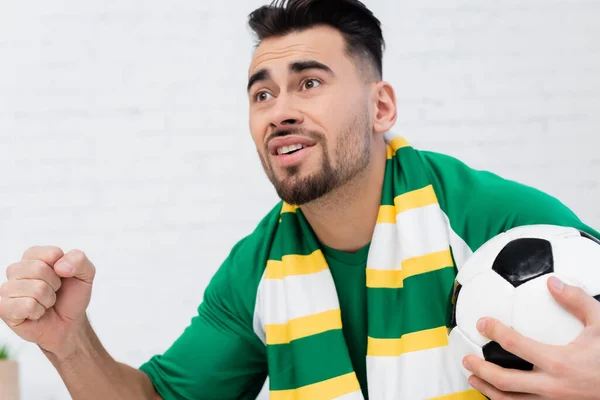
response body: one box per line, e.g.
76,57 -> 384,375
419,150 -> 600,257
138,236 -> 269,400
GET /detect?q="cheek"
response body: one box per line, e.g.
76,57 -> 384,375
248,114 -> 267,150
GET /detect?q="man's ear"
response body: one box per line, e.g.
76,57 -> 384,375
372,81 -> 397,134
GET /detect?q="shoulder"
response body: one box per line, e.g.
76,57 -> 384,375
416,149 -> 595,249
418,149 -> 565,205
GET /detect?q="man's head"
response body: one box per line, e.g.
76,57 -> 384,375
246,0 -> 397,205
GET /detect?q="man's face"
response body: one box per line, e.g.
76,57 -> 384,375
247,26 -> 374,205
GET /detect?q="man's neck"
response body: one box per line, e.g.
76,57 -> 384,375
300,137 -> 388,253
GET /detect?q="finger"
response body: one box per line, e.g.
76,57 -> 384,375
468,375 -> 539,400
21,246 -> 64,266
464,355 -> 551,395
0,279 -> 56,309
547,276 -> 600,326
476,317 -> 560,369
53,249 -> 96,283
5,260 -> 62,292
0,297 -> 45,325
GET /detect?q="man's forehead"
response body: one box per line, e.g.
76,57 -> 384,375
248,26 -> 346,76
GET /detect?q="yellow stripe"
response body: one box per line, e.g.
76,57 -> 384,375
270,372 -> 361,400
265,309 -> 342,345
377,186 -> 439,225
389,136 -> 410,154
403,249 -> 454,277
386,145 -> 394,159
366,268 -> 404,288
265,250 -> 328,279
394,185 -> 438,214
366,249 -> 454,288
281,203 -> 298,214
367,326 -> 449,356
377,205 -> 396,223
429,389 -> 487,400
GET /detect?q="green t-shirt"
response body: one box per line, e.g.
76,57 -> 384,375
139,150 -> 599,400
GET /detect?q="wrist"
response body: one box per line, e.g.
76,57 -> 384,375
42,316 -> 95,365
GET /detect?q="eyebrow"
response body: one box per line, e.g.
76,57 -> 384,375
247,60 -> 334,93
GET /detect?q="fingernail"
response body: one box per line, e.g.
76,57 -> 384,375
549,276 -> 564,292
463,358 -> 472,371
56,262 -> 74,275
476,318 -> 486,332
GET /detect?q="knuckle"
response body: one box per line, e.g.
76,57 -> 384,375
23,297 -> 38,313
31,260 -> 48,277
501,336 -> 516,353
547,357 -> 567,375
22,245 -> 64,263
47,290 -> 57,307
45,246 -> 64,261
22,245 -> 41,258
493,376 -> 510,392
5,262 -> 21,279
567,285 -> 585,301
69,249 -> 87,264
30,303 -> 45,319
32,281 -> 49,300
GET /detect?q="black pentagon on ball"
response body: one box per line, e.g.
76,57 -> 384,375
449,283 -> 462,330
482,341 -> 533,371
492,238 -> 554,288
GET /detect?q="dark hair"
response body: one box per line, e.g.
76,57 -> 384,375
247,0 -> 385,80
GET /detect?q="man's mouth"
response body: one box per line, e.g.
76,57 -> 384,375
276,144 -> 308,155
271,143 -> 316,168
268,134 -> 318,156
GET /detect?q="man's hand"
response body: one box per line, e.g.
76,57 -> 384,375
462,276 -> 600,400
0,246 -> 96,359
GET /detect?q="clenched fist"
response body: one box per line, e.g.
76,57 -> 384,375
0,246 -> 96,358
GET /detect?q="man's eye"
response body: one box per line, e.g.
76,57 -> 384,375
255,92 -> 272,102
302,79 -> 320,90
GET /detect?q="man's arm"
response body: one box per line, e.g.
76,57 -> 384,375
44,318 -> 161,400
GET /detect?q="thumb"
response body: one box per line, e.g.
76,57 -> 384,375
547,275 -> 600,326
53,250 -> 96,284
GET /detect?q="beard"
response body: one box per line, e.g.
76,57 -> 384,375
258,110 -> 372,206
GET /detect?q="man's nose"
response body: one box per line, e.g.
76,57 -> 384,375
269,95 -> 304,131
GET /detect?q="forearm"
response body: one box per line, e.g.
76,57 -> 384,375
44,319 -> 159,400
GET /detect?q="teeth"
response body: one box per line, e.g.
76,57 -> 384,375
277,144 -> 305,155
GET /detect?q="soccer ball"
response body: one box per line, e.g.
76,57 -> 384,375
448,224 -> 600,376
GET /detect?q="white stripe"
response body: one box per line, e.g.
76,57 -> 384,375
368,205 -> 452,272
442,211 -> 473,270
366,223 -> 401,271
335,390 -> 365,400
257,268 -> 340,325
366,345 -> 471,400
253,270 -> 267,345
395,203 -> 450,260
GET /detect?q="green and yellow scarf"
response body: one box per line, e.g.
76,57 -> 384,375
253,133 -> 486,399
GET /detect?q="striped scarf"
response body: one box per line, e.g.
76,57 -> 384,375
254,132 -> 485,399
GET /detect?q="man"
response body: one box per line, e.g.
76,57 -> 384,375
1,0 -> 599,399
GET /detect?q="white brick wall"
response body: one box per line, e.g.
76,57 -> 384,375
0,1 -> 598,399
